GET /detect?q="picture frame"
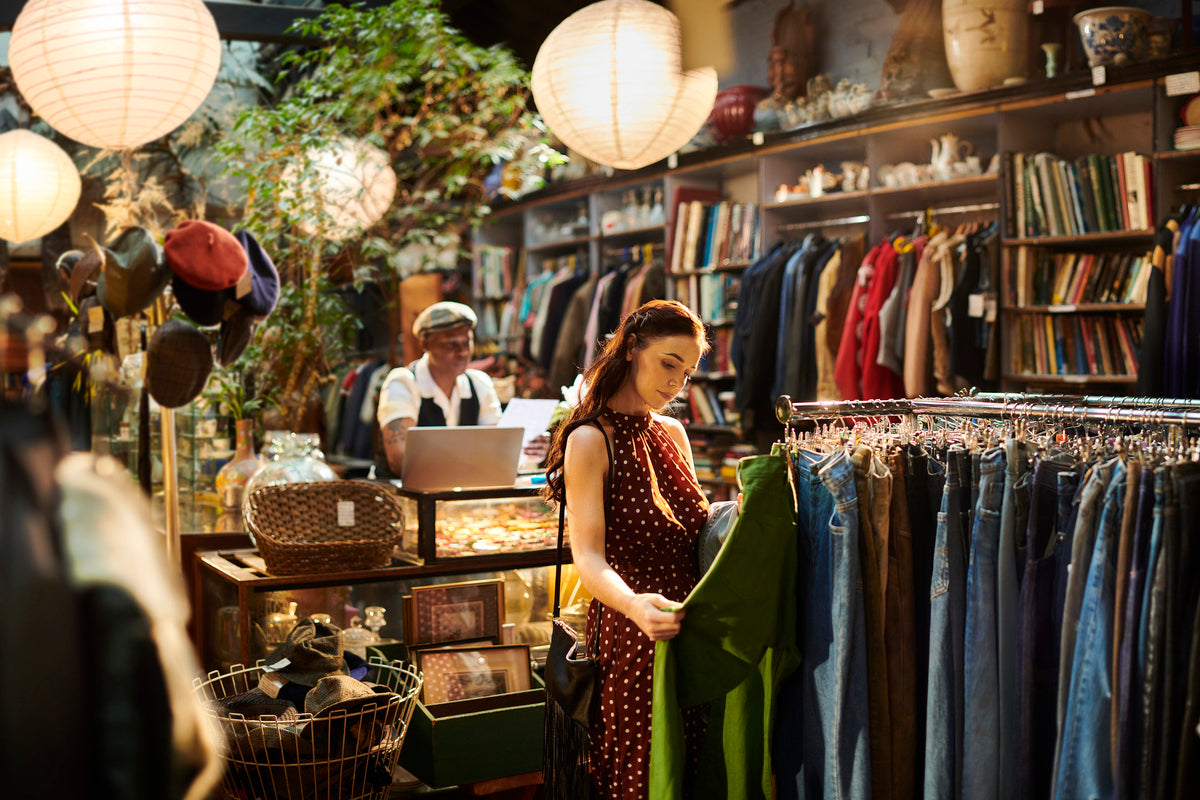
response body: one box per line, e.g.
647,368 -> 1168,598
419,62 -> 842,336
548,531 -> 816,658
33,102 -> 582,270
409,578 -> 506,646
416,643 -> 532,705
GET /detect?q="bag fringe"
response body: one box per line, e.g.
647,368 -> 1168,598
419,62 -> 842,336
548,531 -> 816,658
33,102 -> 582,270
543,695 -> 592,799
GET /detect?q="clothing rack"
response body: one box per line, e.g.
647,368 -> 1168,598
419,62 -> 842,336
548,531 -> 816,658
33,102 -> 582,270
777,214 -> 870,234
887,202 -> 998,220
973,392 -> 1200,410
774,393 -> 1200,429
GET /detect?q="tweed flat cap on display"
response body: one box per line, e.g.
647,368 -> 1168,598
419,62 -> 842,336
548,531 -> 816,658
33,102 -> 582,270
263,619 -> 348,688
145,319 -> 213,408
164,220 -> 248,291
229,229 -> 280,317
95,227 -> 170,319
412,301 -> 476,338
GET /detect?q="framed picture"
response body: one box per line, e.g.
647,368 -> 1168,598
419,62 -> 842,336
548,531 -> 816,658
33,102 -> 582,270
409,578 -> 505,645
416,643 -> 532,705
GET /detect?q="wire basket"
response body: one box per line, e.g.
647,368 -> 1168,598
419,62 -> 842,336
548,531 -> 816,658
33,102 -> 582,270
244,481 -> 405,575
194,658 -> 423,800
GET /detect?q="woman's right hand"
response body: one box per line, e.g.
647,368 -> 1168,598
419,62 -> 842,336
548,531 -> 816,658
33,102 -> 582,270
627,593 -> 686,641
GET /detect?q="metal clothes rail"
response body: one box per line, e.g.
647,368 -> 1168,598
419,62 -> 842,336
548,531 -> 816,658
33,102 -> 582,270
774,393 -> 1200,428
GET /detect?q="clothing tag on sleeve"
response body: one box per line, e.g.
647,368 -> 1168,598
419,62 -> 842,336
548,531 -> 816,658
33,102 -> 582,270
968,293 -> 986,318
337,500 -> 355,526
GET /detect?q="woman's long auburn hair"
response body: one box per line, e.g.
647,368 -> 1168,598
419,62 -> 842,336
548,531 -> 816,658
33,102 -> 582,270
541,299 -> 708,504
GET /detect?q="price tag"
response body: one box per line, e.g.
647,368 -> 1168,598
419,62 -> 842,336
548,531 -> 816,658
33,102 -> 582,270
88,304 -> 104,333
1092,65 -> 1107,86
1066,88 -> 1096,100
667,153 -> 678,169
337,500 -> 355,526
1031,0 -> 1044,14
968,293 -> 986,318
752,131 -> 765,146
235,268 -> 252,299
1166,71 -> 1200,97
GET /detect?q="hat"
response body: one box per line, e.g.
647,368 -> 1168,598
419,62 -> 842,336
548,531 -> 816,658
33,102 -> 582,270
145,319 -> 213,408
171,274 -> 227,327
412,301 -> 476,338
303,675 -> 378,717
217,305 -> 255,367
95,228 -> 170,318
163,220 -> 248,292
263,619 -> 348,688
228,229 -> 280,317
66,246 -> 103,306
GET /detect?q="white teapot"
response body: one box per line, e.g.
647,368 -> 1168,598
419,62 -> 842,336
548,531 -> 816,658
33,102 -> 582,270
930,132 -> 975,181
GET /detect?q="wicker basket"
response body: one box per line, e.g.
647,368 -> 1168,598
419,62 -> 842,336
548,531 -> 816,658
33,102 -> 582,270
194,658 -> 423,800
244,481 -> 404,575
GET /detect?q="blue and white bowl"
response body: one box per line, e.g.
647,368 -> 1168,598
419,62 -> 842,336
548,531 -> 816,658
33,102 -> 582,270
1074,6 -> 1151,67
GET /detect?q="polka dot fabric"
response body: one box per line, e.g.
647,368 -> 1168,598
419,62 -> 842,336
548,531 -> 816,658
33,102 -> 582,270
586,409 -> 709,798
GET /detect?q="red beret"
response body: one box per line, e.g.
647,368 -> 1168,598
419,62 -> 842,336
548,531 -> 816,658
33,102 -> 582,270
163,220 -> 248,292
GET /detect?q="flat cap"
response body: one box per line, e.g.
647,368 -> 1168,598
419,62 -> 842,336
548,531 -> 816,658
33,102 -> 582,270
412,301 -> 476,338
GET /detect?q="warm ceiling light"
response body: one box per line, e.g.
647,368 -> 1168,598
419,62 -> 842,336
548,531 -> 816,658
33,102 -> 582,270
282,138 -> 398,242
8,0 -> 222,150
0,129 -> 82,243
531,0 -> 717,171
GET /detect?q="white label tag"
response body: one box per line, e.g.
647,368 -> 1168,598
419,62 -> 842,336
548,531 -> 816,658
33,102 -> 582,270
1066,88 -> 1096,100
984,295 -> 997,322
259,672 -> 287,698
667,153 -> 678,169
264,657 -> 291,672
1166,71 -> 1200,97
1092,65 -> 1107,86
1031,0 -> 1044,14
337,500 -> 355,526
87,305 -> 104,333
235,269 -> 252,299
968,293 -> 986,318
752,131 -> 765,146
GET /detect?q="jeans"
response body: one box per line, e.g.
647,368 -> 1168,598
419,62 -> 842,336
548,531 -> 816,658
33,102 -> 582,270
923,447 -> 971,800
884,451 -> 916,800
1110,462 -> 1144,785
961,447 -> 1006,800
852,445 -> 892,800
1053,458 -> 1116,785
1054,460 -> 1127,800
1136,468 -> 1168,800
778,448 -> 872,800
997,438 -> 1031,800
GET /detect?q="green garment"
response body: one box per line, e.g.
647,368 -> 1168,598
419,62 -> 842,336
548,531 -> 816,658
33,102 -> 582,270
649,453 -> 800,799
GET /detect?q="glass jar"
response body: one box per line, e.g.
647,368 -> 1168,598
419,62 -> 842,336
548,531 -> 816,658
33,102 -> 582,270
243,430 -> 337,545
215,419 -> 259,532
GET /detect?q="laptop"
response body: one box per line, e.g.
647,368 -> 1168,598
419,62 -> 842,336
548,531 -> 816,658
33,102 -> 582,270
399,426 -> 525,491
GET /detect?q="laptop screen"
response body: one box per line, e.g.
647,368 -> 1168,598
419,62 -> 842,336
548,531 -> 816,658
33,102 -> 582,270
400,426 -> 525,491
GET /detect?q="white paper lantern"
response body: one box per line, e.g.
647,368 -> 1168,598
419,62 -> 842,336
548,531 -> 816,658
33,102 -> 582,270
531,0 -> 717,171
282,138 -> 398,242
0,129 -> 82,243
8,0 -> 222,150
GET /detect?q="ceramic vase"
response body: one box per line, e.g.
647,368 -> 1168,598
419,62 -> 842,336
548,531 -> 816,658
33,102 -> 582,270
215,419 -> 258,532
942,0 -> 1028,92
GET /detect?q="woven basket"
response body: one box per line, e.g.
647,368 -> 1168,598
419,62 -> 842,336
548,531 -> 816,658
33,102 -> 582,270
244,480 -> 404,575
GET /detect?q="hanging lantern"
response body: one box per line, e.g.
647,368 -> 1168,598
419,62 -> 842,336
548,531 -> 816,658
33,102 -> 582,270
531,0 -> 717,171
0,130 -> 82,243
282,138 -> 398,242
8,0 -> 222,150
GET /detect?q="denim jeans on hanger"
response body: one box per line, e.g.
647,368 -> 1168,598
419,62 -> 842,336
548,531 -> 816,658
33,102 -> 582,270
1013,457 -> 1073,800
884,451 -> 917,800
1136,467 -> 1169,800
924,447 -> 971,800
997,438 -> 1032,800
1054,460 -> 1127,800
905,443 -> 945,798
1114,467 -> 1155,800
1053,458 -> 1117,785
961,447 -> 1006,800
775,448 -> 871,800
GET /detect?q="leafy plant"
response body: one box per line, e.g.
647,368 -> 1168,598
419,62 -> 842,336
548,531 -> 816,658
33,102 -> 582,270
200,366 -> 266,422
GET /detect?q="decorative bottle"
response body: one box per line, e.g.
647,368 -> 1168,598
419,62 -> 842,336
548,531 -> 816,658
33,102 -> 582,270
215,419 -> 259,532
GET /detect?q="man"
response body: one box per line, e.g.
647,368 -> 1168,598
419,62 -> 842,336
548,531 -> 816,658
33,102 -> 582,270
376,301 -> 502,478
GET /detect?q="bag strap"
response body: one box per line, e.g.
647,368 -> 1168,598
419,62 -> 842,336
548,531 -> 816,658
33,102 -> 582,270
552,418 -> 613,619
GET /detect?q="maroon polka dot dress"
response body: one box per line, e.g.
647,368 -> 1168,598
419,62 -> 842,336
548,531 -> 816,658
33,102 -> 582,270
586,409 -> 709,798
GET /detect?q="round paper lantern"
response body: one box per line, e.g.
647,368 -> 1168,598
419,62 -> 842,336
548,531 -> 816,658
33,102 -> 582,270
8,0 -> 222,150
531,0 -> 717,171
0,130 -> 82,243
282,138 -> 398,241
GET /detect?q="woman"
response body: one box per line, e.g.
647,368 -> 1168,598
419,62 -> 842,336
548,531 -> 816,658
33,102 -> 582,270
543,299 -> 710,798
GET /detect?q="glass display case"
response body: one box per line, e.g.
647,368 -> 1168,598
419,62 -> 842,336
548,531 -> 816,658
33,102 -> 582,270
393,484 -> 558,564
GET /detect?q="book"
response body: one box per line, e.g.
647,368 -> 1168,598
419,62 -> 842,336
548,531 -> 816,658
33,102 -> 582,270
1027,155 -> 1049,236
1036,153 -> 1065,236
1092,154 -> 1117,232
1045,314 -> 1059,374
669,201 -> 690,273
1112,317 -> 1139,376
1005,152 -> 1019,239
1142,156 -> 1155,230
1052,315 -> 1068,374
1079,315 -> 1099,374
1093,316 -> 1115,374
1115,153 -> 1132,231
668,187 -> 721,272
1122,151 -> 1144,231
1066,253 -> 1094,305
1074,156 -> 1100,233
1051,252 -> 1078,304
681,200 -> 707,273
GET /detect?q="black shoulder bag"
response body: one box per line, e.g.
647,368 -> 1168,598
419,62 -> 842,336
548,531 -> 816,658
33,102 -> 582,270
543,420 -> 612,799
